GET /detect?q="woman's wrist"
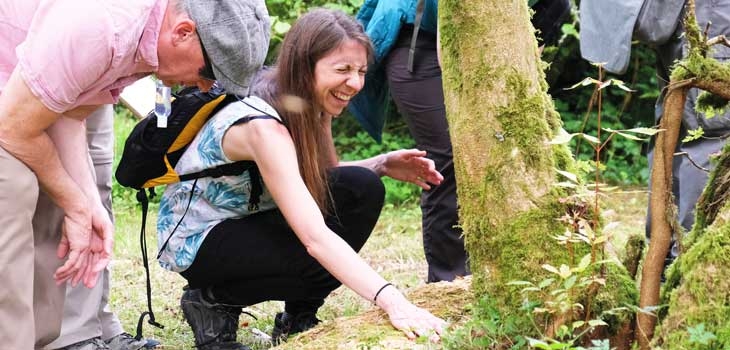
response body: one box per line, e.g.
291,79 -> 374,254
375,283 -> 406,312
373,282 -> 393,303
374,153 -> 389,177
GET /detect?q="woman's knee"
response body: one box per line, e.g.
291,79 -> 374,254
329,166 -> 385,212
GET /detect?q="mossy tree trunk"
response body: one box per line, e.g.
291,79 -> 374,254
439,0 -> 636,345
440,0 -> 565,296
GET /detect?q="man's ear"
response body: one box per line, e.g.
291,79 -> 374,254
171,18 -> 197,46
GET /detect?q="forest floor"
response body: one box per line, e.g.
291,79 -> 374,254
108,186 -> 648,349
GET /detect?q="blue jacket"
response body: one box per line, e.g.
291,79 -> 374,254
358,0 -> 438,62
348,0 -> 438,141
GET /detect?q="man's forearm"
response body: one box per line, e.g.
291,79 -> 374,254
47,116 -> 101,204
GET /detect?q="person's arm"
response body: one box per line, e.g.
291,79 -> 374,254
323,115 -> 444,190
47,115 -> 113,287
223,120 -> 446,340
0,68 -> 109,287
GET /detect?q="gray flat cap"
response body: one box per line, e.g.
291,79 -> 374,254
184,0 -> 271,96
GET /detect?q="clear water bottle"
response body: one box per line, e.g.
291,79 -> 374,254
155,80 -> 171,128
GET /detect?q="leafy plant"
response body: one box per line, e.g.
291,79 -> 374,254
687,323 -> 717,347
442,296 -> 528,350
549,32 -> 658,185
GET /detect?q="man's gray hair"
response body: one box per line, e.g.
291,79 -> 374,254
171,0 -> 190,16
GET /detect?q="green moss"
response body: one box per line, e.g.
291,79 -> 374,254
494,73 -> 555,169
655,205 -> 730,349
591,263 -> 638,334
671,50 -> 730,86
695,91 -> 730,118
467,191 -> 570,300
692,142 -> 730,237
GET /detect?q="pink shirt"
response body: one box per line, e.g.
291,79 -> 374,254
0,0 -> 167,113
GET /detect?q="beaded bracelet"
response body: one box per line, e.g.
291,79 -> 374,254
373,282 -> 393,303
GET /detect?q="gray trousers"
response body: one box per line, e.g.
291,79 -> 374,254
46,105 -> 124,348
385,28 -> 469,282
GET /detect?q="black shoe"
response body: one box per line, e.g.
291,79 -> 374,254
180,288 -> 250,350
271,311 -> 320,345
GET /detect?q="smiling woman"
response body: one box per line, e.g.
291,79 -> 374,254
313,39 -> 368,116
155,8 -> 447,349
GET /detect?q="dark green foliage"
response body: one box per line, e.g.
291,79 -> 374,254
265,0 -> 363,63
333,112 -> 419,205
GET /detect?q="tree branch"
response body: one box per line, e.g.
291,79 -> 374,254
674,151 -> 711,172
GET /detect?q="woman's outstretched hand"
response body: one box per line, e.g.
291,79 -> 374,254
376,285 -> 447,342
380,149 -> 443,190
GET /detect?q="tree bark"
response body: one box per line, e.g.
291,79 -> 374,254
440,0 -> 636,344
638,87 -> 688,349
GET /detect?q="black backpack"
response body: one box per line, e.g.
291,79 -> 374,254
116,85 -> 259,190
116,85 -> 268,339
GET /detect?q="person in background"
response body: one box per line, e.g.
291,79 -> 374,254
580,0 -> 730,275
45,106 -> 159,350
156,9 -> 446,349
350,0 -> 571,283
0,0 -> 270,347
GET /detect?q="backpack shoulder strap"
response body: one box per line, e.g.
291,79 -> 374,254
232,114 -> 284,126
178,160 -> 257,182
407,0 -> 427,73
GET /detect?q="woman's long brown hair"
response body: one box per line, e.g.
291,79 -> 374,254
251,9 -> 373,213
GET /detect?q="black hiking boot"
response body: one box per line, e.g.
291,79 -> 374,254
180,288 -> 250,350
271,311 -> 320,345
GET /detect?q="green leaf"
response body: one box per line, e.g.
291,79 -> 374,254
565,77 -> 600,90
578,133 -> 601,144
538,278 -> 555,289
623,127 -> 663,136
561,23 -> 578,39
577,254 -> 592,271
272,20 -> 291,35
527,337 -> 550,349
609,79 -> 636,92
542,264 -> 560,275
682,127 -> 704,143
559,264 -> 571,279
548,129 -> 577,145
615,131 -> 646,141
588,319 -> 608,327
555,169 -> 579,183
688,323 -> 717,345
507,280 -> 534,286
555,181 -> 578,188
563,275 -> 577,289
